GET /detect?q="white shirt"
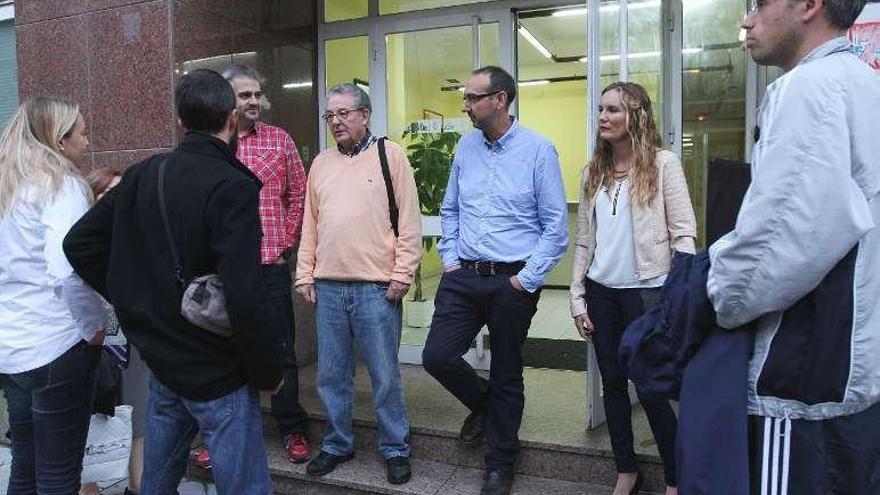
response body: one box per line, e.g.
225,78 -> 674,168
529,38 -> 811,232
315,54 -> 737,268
588,178 -> 665,289
0,176 -> 107,374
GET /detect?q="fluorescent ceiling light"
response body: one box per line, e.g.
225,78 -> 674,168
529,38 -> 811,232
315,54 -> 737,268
579,47 -> 703,62
283,81 -> 313,89
518,80 -> 550,87
518,25 -> 553,59
552,1 -> 661,16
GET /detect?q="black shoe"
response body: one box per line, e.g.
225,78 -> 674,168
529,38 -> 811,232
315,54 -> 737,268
306,450 -> 354,476
459,410 -> 486,445
123,489 -> 138,495
480,470 -> 514,495
386,456 -> 412,485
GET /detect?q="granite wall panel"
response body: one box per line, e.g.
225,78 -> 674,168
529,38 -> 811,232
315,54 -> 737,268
87,1 -> 174,152
15,0 -> 155,26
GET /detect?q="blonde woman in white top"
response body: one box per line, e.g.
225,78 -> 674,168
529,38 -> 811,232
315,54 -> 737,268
0,96 -> 107,494
569,82 -> 696,495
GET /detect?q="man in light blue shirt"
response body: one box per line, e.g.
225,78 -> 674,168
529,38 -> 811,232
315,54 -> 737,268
422,66 -> 567,495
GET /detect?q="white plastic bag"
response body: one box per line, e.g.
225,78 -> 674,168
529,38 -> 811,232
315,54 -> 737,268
81,405 -> 133,484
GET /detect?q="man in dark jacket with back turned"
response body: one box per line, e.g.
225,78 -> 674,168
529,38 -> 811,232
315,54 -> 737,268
64,69 -> 283,495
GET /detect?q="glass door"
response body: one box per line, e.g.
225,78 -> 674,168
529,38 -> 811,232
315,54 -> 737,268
376,14 -> 506,368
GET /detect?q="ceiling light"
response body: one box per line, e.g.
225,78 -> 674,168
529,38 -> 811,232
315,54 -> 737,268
581,47 -> 703,63
551,1 -> 661,16
518,80 -> 551,87
283,81 -> 312,89
518,25 -> 553,59
553,7 -> 586,16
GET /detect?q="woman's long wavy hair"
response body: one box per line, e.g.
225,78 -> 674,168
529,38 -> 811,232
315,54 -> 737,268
0,96 -> 87,216
585,82 -> 661,207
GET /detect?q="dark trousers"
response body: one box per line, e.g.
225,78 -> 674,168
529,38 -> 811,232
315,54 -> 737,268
262,264 -> 308,436
0,341 -> 100,495
422,268 -> 540,471
586,278 -> 678,486
749,401 -> 880,495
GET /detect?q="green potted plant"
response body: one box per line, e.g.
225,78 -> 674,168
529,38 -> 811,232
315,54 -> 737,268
402,129 -> 461,326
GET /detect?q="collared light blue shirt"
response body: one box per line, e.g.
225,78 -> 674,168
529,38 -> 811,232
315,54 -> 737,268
437,118 -> 568,293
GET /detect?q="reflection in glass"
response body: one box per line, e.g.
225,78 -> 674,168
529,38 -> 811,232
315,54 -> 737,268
682,0 -> 747,246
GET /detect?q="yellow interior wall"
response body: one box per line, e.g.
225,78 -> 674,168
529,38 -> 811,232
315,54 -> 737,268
324,36 -> 369,148
518,81 -> 587,203
325,0 -> 369,22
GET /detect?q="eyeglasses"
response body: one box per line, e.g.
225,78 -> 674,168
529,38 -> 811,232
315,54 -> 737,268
462,90 -> 502,104
321,108 -> 365,123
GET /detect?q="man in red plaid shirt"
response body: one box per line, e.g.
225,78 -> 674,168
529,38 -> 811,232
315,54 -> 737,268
192,63 -> 310,468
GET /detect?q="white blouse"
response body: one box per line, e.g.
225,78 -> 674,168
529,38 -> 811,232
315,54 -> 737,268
587,178 -> 666,289
0,176 -> 107,374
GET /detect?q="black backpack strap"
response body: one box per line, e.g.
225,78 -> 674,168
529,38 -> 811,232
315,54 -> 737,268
378,137 -> 400,237
157,155 -> 185,287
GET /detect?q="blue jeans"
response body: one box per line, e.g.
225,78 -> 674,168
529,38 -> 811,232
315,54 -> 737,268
140,377 -> 271,495
314,280 -> 410,459
0,341 -> 99,495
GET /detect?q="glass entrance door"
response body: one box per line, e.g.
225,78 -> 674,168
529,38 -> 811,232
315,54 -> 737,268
378,17 -> 504,368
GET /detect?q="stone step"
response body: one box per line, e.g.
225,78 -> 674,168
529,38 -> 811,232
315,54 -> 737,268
260,364 -> 667,492
263,413 -> 665,494
265,444 -> 622,495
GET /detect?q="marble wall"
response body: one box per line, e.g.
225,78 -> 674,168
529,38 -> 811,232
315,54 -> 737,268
15,0 -> 319,365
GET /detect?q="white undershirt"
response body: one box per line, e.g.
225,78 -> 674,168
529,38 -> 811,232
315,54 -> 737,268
0,176 -> 108,374
587,178 -> 666,289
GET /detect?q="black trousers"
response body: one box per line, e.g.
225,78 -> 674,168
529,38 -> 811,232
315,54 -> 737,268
749,400 -> 880,495
422,268 -> 540,471
262,264 -> 308,436
586,278 -> 678,486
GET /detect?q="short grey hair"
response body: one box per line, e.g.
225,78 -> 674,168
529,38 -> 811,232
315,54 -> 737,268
222,63 -> 263,84
327,83 -> 372,111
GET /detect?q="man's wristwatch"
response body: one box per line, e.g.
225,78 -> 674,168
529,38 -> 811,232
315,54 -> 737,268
281,247 -> 294,261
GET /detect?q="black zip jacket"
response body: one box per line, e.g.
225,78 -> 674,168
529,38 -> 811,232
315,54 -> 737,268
63,131 -> 284,400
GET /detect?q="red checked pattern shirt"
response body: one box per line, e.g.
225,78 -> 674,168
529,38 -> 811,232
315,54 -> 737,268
236,121 -> 307,264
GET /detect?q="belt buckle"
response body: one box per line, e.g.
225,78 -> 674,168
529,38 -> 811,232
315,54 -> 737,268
474,261 -> 495,276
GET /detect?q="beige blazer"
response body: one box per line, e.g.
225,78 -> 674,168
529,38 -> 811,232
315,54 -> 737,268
569,149 -> 697,317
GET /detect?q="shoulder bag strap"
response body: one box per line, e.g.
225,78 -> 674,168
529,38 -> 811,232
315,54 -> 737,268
157,156 -> 185,287
377,137 -> 400,237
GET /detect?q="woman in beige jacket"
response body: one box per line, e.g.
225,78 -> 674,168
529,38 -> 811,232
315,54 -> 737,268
570,82 -> 696,495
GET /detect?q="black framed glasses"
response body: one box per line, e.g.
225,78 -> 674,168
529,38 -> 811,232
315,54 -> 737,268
321,108 -> 365,123
462,90 -> 502,104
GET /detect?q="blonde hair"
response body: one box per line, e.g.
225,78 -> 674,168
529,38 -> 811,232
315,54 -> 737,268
0,96 -> 89,215
585,82 -> 661,207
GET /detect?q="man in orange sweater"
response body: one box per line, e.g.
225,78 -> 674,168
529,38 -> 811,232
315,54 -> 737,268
295,83 -> 421,485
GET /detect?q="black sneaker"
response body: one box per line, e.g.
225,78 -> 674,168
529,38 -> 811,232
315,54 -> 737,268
306,450 -> 355,476
386,456 -> 412,485
459,410 -> 486,445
